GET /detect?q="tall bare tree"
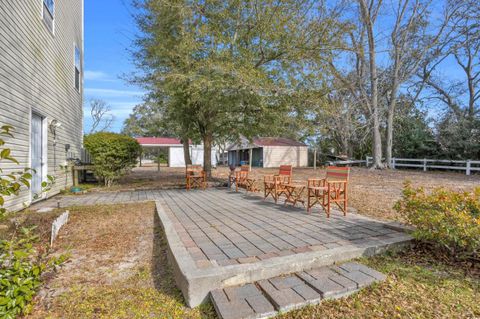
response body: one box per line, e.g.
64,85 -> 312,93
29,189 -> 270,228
419,1 -> 479,116
383,0 -> 457,167
357,0 -> 383,168
88,99 -> 114,134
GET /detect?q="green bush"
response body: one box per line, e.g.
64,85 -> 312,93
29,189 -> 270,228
84,132 -> 141,187
395,182 -> 480,259
0,227 -> 67,318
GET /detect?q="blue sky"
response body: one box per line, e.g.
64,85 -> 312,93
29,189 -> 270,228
84,0 -> 143,133
83,0 -> 466,133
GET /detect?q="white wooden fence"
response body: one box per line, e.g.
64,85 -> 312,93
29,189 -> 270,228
326,157 -> 479,175
364,157 -> 480,176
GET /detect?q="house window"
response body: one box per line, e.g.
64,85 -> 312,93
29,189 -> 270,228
42,0 -> 55,33
74,45 -> 81,91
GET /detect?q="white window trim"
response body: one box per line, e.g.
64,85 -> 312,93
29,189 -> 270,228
41,0 -> 55,35
74,44 -> 81,92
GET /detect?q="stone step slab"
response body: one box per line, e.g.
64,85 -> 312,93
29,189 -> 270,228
210,262 -> 386,319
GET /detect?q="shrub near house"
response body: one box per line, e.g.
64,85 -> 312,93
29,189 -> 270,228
395,182 -> 480,259
0,125 -> 64,318
84,133 -> 141,187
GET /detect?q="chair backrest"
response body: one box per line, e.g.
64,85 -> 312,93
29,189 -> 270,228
237,165 -> 249,181
186,164 -> 203,174
326,166 -> 350,181
278,165 -> 292,177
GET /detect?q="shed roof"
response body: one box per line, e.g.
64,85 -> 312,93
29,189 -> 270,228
254,137 -> 306,147
228,137 -> 306,151
136,137 -> 182,145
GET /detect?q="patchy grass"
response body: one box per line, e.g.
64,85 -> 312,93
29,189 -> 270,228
27,203 -> 216,319
278,249 -> 480,319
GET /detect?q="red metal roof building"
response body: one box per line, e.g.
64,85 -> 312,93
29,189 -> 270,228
136,137 -> 183,146
136,137 -> 217,168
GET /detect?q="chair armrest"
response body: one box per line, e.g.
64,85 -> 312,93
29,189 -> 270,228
264,174 -> 276,182
308,178 -> 325,187
325,180 -> 347,184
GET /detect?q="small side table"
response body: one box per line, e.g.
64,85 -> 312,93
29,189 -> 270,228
284,183 -> 306,207
245,178 -> 259,193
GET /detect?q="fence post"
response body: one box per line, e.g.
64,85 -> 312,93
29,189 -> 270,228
366,156 -> 369,167
392,158 -> 396,169
313,149 -> 317,170
423,158 -> 427,172
466,160 -> 471,176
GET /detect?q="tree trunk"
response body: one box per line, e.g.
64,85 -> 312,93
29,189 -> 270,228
359,0 -> 383,169
203,133 -> 213,178
182,138 -> 192,166
386,83 -> 398,168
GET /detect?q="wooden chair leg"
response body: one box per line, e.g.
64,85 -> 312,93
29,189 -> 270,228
326,189 -> 331,218
307,189 -> 311,213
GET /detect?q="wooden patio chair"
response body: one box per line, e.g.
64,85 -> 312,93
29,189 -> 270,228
235,165 -> 251,192
186,164 -> 206,190
307,166 -> 350,217
228,165 -> 237,189
263,165 -> 292,203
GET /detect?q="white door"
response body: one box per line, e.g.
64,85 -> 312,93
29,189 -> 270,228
30,113 -> 43,200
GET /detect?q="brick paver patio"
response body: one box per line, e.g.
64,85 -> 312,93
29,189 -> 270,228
157,189 -> 407,267
155,189 -> 411,307
32,188 -> 411,309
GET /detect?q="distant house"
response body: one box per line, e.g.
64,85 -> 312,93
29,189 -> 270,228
0,0 -> 84,211
228,137 -> 308,168
136,137 -> 217,168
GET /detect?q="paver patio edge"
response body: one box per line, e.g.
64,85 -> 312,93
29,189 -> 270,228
155,201 -> 412,308
155,200 -> 199,306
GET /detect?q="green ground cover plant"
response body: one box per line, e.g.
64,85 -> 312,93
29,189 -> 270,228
0,125 -> 64,318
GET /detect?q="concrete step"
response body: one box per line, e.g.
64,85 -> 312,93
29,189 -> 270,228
210,262 -> 386,319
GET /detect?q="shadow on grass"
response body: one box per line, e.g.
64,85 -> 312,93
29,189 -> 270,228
152,211 -> 217,318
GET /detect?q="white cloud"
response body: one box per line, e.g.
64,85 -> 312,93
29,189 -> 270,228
84,88 -> 145,98
84,70 -> 113,81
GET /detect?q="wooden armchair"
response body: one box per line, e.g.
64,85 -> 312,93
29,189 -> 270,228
228,165 -> 237,189
235,165 -> 251,192
186,164 -> 206,190
307,166 -> 350,217
264,165 -> 292,203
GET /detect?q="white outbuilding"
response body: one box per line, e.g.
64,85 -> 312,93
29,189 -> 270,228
227,137 -> 308,168
136,137 -> 217,168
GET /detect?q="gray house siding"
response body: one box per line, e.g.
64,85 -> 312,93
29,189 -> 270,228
0,0 -> 84,211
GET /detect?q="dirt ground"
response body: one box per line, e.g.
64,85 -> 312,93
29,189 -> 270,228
89,165 -> 480,220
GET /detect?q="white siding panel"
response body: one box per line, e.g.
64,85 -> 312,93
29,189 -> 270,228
0,0 -> 83,212
263,146 -> 308,168
169,147 -> 186,167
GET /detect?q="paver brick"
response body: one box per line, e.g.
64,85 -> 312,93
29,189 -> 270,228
303,277 -> 347,298
211,285 -> 276,319
332,266 -> 375,288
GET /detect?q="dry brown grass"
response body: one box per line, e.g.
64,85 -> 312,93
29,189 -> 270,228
85,165 -> 480,221
28,203 -> 216,319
